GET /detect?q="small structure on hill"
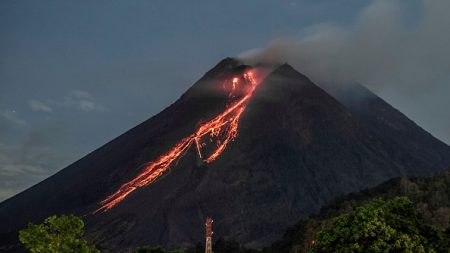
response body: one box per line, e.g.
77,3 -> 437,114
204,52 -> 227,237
205,218 -> 213,253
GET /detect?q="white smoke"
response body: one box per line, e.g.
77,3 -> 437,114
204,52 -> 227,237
239,0 -> 450,144
239,0 -> 450,92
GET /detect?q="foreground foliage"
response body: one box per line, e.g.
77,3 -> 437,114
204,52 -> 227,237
310,197 -> 446,252
19,215 -> 99,253
269,168 -> 450,253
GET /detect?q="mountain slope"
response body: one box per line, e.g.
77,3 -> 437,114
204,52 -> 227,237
194,64 -> 426,247
323,82 -> 450,175
1,59 -> 449,252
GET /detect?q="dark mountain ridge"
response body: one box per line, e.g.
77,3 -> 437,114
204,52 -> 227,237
1,58 -> 449,252
323,82 -> 450,174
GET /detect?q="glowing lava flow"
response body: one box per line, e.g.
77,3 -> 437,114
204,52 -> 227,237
95,71 -> 258,213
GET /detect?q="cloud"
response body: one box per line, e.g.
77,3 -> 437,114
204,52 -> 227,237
0,161 -> 50,201
71,90 -> 91,99
0,189 -> 20,202
69,90 -> 107,112
71,90 -> 107,112
0,89 -> 107,201
28,100 -> 53,112
46,89 -> 108,112
0,142 -> 51,201
0,163 -> 48,177
79,100 -> 98,112
0,110 -> 26,126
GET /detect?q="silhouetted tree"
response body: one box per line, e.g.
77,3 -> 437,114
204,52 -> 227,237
309,197 -> 442,253
19,215 -> 99,253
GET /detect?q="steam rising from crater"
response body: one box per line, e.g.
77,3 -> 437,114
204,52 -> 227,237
239,0 -> 450,93
239,0 -> 450,144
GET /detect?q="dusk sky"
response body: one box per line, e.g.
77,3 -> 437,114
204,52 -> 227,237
1,0 -> 448,201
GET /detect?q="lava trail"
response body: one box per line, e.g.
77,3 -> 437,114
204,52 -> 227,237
95,70 -> 259,213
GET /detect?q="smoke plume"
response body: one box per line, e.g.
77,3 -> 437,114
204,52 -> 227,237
239,0 -> 450,144
240,0 -> 449,91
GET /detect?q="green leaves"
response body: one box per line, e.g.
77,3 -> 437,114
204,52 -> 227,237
19,215 -> 99,253
310,197 -> 444,253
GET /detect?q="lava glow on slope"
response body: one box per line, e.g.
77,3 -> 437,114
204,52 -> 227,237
95,70 -> 259,213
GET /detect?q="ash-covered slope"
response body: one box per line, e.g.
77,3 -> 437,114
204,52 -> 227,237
195,64 -> 432,247
323,82 -> 450,175
1,59 -> 449,252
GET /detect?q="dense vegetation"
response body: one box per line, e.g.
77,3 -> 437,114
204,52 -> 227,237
269,168 -> 450,252
310,197 -> 448,252
19,215 -> 99,253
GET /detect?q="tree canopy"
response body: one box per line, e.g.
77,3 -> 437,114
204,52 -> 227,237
310,197 -> 447,253
19,214 -> 99,253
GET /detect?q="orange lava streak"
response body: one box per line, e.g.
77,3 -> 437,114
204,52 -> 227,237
95,71 -> 258,213
204,106 -> 244,163
95,136 -> 194,213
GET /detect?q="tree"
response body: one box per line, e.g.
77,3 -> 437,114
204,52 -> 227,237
19,215 -> 99,253
309,197 -> 442,253
442,219 -> 450,252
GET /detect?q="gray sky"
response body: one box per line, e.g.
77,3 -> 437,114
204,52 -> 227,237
1,0 -> 448,202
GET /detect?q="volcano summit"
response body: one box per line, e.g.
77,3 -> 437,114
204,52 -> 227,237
1,58 -> 449,252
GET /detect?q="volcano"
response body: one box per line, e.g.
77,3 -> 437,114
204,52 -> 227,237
1,58 -> 449,252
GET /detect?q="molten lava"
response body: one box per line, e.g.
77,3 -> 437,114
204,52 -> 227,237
95,70 -> 259,213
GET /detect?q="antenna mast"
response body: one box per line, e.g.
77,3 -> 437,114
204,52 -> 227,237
205,217 -> 213,253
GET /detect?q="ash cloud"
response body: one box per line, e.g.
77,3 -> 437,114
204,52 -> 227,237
239,0 -> 450,144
